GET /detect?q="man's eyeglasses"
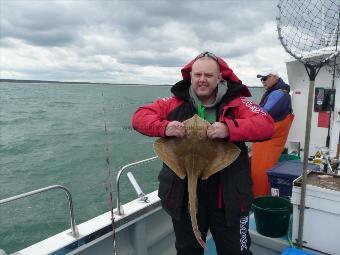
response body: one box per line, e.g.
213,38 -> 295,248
261,75 -> 271,81
195,51 -> 218,61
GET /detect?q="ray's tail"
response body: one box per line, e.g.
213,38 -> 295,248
188,174 -> 206,249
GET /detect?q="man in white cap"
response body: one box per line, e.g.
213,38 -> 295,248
251,71 -> 294,197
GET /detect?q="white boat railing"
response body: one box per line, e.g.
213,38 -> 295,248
115,156 -> 159,215
0,184 -> 79,238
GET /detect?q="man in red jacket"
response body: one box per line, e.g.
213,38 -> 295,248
132,52 -> 274,255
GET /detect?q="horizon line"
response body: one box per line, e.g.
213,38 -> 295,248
0,78 -> 263,88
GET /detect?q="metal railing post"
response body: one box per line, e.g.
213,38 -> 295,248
0,185 -> 79,238
115,156 -> 158,215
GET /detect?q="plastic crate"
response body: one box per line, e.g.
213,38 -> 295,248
281,247 -> 317,255
291,172 -> 340,255
266,160 -> 320,197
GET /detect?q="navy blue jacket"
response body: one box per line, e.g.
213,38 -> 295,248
259,78 -> 292,122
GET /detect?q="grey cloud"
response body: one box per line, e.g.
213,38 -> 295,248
1,25 -> 76,46
120,55 -> 185,67
112,1 -> 277,40
2,0 -> 277,48
0,1 -> 101,46
112,1 -> 278,61
0,0 -> 289,84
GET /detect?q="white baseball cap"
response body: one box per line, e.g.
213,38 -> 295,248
256,70 -> 279,79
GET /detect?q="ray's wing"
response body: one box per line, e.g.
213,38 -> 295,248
154,137 -> 190,179
200,142 -> 241,180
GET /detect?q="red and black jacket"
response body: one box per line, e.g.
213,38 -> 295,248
132,78 -> 274,226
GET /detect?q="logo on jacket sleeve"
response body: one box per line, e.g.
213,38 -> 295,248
160,96 -> 173,101
240,97 -> 267,116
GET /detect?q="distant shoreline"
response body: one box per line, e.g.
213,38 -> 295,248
0,79 -> 171,86
0,78 -> 261,88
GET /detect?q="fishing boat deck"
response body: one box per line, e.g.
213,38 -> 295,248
14,190 -> 291,255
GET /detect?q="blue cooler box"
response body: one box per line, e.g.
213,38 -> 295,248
266,160 -> 320,197
281,247 -> 317,255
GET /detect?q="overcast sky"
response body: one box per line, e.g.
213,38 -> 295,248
0,0 -> 292,86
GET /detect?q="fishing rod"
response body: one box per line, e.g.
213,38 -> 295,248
102,92 -> 117,255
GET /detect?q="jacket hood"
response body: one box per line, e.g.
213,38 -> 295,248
181,56 -> 241,83
275,78 -> 290,92
180,56 -> 252,97
171,79 -> 250,102
263,78 -> 290,96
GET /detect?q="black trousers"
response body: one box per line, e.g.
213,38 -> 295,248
172,175 -> 252,255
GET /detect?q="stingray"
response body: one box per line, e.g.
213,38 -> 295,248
154,114 -> 241,248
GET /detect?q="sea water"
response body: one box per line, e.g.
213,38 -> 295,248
0,81 -> 263,253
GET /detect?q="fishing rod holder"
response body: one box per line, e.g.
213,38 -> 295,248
0,185 -> 79,238
126,171 -> 149,202
116,156 -> 159,215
